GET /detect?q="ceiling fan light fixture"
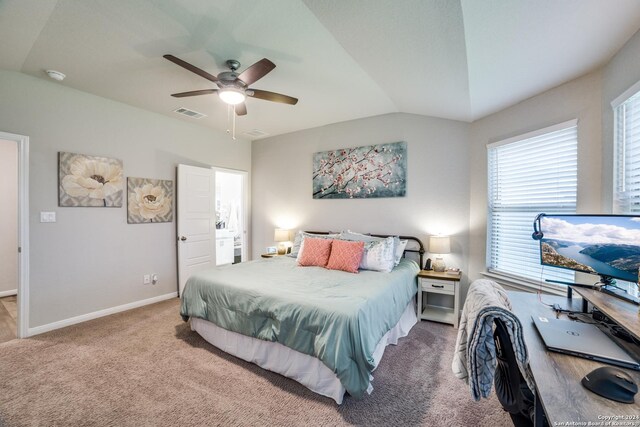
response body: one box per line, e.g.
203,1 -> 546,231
218,88 -> 246,105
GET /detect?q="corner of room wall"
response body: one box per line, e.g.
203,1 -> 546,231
467,70 -> 604,285
251,112 -> 472,285
601,28 -> 640,211
0,70 -> 251,331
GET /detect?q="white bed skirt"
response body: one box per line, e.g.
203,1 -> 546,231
190,300 -> 418,404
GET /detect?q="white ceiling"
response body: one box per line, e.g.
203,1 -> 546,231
1,0 -> 640,139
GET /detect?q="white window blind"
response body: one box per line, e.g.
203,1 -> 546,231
613,87 -> 640,296
487,121 -> 578,283
614,90 -> 640,214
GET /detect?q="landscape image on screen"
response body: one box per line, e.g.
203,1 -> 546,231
540,215 -> 640,283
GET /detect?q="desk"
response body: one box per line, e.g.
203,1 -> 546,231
509,291 -> 640,426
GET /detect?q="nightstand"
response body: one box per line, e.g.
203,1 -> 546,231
417,270 -> 461,328
261,253 -> 281,258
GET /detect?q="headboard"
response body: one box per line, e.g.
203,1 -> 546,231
304,231 -> 425,269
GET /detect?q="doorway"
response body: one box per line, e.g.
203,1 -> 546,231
176,164 -> 248,296
0,131 -> 29,340
0,138 -> 18,342
213,168 -> 248,266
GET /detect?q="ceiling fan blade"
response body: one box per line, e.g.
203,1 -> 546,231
237,58 -> 275,86
171,89 -> 218,98
235,102 -> 247,116
164,54 -> 219,84
248,89 -> 298,105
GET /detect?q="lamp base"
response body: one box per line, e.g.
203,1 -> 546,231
277,243 -> 287,255
433,257 -> 446,272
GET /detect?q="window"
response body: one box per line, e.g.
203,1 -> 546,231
613,84 -> 640,295
614,88 -> 640,214
487,120 -> 578,283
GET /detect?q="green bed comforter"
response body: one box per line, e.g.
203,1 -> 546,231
180,257 -> 419,398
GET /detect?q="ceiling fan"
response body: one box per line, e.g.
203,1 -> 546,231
164,54 -> 298,116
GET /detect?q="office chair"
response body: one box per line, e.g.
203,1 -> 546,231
493,318 -> 544,426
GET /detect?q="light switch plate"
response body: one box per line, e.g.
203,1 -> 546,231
40,211 -> 56,223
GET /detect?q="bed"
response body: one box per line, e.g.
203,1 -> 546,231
180,233 -> 424,404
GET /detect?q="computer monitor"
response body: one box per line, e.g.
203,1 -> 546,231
538,214 -> 640,289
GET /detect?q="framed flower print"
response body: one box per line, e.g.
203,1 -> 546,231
127,177 -> 174,224
58,152 -> 124,207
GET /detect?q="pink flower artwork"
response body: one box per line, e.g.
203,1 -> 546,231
312,142 -> 406,199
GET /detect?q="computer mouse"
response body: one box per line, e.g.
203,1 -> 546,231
581,366 -> 638,404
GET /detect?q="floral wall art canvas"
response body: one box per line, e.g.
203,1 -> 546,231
58,152 -> 124,207
312,141 -> 407,199
127,177 -> 174,224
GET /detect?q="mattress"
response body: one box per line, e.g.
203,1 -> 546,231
181,256 -> 420,399
190,300 -> 417,404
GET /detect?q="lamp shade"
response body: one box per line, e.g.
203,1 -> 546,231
429,235 -> 451,254
274,228 -> 290,242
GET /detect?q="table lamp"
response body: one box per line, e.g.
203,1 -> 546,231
429,235 -> 450,272
274,228 -> 290,255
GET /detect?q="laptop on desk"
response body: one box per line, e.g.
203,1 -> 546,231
532,315 -> 640,371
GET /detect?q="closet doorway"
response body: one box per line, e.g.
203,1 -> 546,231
0,131 -> 29,340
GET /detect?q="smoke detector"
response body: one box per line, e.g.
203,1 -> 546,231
46,70 -> 66,81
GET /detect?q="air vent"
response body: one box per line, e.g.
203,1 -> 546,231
243,129 -> 269,138
173,107 -> 206,119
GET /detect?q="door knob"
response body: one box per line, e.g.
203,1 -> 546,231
180,236 -> 187,241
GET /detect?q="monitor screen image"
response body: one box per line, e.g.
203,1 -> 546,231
539,214 -> 640,283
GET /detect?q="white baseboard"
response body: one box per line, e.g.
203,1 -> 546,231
27,292 -> 178,337
0,289 -> 17,298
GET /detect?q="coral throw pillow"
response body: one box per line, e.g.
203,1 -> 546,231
298,237 -> 333,267
326,239 -> 365,273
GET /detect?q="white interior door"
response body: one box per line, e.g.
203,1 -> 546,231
177,164 -> 216,296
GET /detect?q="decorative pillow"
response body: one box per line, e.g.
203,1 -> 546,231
394,239 -> 409,266
289,231 -> 338,257
326,240 -> 365,273
360,237 -> 396,272
297,237 -> 333,267
340,231 -> 402,270
339,230 -> 384,243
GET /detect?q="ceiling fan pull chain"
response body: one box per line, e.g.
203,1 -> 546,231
232,105 -> 237,140
226,104 -> 231,135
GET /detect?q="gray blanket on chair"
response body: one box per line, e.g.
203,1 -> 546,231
452,279 -> 534,400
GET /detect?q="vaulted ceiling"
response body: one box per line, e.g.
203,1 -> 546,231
1,0 -> 640,139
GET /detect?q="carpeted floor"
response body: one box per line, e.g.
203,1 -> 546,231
0,299 -> 512,426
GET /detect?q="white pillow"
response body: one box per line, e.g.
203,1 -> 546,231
360,237 -> 396,272
341,231 -> 407,267
289,231 -> 338,257
394,239 -> 408,266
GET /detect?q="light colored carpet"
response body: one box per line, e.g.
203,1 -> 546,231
0,296 -> 17,344
0,299 -> 512,426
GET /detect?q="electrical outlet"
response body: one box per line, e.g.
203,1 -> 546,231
151,274 -> 158,285
143,274 -> 151,285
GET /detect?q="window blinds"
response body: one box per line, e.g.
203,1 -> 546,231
614,91 -> 640,214
487,122 -> 578,282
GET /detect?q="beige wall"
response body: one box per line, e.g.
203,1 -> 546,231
467,71 -> 604,284
252,112 -> 471,284
0,139 -> 18,294
0,70 -> 251,329
602,29 -> 640,210
467,27 -> 640,285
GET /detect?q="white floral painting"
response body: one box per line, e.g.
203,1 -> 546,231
127,177 -> 174,224
59,152 -> 124,207
313,141 -> 407,199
